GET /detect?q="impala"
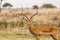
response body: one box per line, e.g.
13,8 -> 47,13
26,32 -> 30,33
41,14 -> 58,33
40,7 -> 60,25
20,13 -> 59,40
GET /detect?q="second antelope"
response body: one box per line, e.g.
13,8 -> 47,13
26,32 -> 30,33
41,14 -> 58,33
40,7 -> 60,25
20,13 -> 59,40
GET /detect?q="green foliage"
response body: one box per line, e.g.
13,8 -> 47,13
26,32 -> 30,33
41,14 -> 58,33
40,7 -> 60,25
41,4 -> 56,8
3,2 -> 13,8
32,5 -> 38,9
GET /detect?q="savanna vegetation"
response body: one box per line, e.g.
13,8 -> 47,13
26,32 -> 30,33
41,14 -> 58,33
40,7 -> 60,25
0,8 -> 60,40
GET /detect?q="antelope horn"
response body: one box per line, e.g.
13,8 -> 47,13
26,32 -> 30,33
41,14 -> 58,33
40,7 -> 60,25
30,13 -> 38,19
20,14 -> 29,20
30,9 -> 38,19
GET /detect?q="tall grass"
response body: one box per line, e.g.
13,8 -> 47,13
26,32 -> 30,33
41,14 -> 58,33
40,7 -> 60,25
0,9 -> 60,40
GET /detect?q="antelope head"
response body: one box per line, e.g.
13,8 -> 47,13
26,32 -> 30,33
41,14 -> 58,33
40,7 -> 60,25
20,13 -> 38,26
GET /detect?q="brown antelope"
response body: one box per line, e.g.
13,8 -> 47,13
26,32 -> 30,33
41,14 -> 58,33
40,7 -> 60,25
20,13 -> 59,40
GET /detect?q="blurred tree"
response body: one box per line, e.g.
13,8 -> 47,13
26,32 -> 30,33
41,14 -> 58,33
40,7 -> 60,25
3,2 -> 12,9
41,4 -> 56,8
32,5 -> 38,9
0,0 -> 3,12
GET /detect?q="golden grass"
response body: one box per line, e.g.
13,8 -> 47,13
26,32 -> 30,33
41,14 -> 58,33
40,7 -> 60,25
0,27 -> 60,40
0,34 -> 54,40
0,8 -> 60,40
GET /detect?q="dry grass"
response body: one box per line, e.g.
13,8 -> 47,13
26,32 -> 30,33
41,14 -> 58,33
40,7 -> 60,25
1,8 -> 60,24
0,27 -> 60,40
0,34 -> 54,40
0,8 -> 60,40
0,24 -> 60,40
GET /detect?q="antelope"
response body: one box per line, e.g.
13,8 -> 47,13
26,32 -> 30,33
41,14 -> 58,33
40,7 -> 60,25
20,11 -> 59,40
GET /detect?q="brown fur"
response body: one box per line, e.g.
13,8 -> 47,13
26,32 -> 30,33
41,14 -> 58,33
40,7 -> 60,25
28,24 -> 59,40
28,20 -> 59,40
20,13 -> 59,40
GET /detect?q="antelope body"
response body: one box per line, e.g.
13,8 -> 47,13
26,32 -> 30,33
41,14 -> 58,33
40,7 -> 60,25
29,26 -> 59,35
20,13 -> 59,40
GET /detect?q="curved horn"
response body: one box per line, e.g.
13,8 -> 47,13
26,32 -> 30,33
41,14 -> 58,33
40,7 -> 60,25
20,14 -> 29,20
30,13 -> 38,19
30,9 -> 38,19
